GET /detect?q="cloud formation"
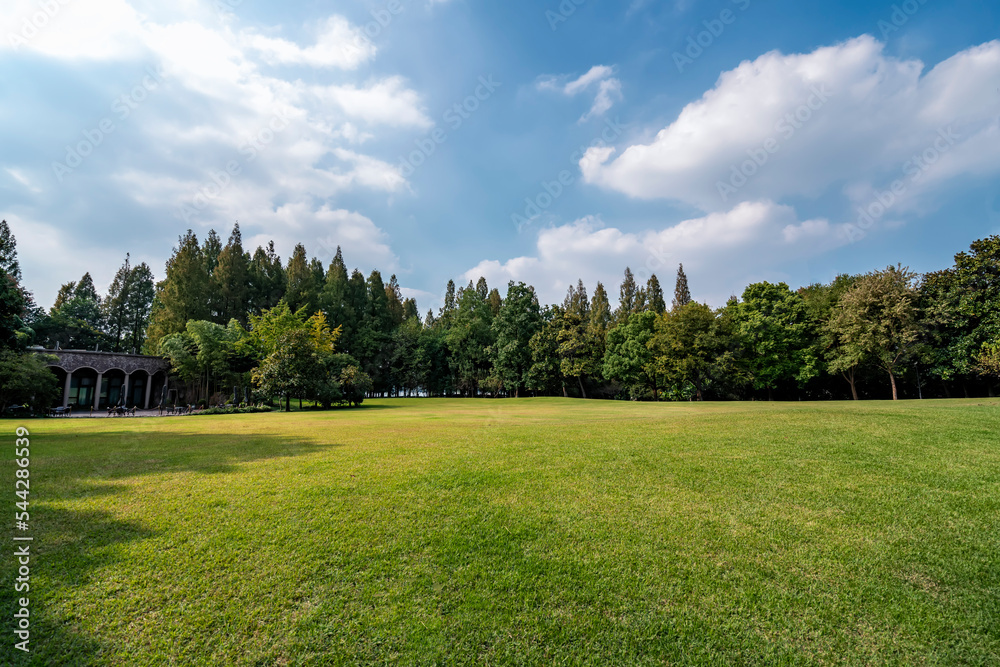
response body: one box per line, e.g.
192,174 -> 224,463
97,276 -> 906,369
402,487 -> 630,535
581,36 -> 1000,213
539,65 -> 623,122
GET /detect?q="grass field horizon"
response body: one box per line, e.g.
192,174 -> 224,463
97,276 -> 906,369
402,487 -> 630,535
5,398 -> 1000,665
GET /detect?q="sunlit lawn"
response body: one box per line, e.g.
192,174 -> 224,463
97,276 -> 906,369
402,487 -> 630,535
3,398 -> 999,665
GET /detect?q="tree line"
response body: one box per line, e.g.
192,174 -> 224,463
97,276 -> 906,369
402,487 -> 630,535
1,218 -> 999,410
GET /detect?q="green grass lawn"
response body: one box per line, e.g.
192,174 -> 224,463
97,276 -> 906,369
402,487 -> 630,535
3,398 -> 1000,665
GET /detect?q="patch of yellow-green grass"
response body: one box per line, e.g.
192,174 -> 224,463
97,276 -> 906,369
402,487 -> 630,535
3,398 -> 1000,665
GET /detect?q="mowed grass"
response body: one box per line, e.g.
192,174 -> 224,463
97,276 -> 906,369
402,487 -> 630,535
3,398 -> 1000,666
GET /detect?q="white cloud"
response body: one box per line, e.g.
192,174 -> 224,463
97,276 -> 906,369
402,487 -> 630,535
538,64 -> 623,122
244,203 -> 399,273
1,0 -> 431,306
464,201 -> 844,307
310,77 -> 432,128
245,16 -> 376,70
581,36 -> 1000,213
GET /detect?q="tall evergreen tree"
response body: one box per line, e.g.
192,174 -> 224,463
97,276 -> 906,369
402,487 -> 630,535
146,231 -> 210,350
589,282 -> 611,336
104,254 -> 134,351
0,269 -> 26,351
441,279 -> 457,325
673,264 -> 692,310
52,281 -> 77,311
125,262 -> 155,353
615,268 -> 638,323
0,220 -> 21,282
284,244 -> 322,314
475,276 -> 489,301
386,274 -> 405,326
202,229 -> 222,277
646,274 -> 666,314
213,223 -> 249,325
491,282 -> 543,397
247,241 -> 286,314
402,298 -> 419,321
488,288 -> 503,316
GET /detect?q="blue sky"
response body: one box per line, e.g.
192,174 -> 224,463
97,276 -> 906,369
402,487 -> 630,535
3,0 -> 999,312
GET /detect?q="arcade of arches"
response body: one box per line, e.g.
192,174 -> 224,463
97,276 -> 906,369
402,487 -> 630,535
37,349 -> 172,410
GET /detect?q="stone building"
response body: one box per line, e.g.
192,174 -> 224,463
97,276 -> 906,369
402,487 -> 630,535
35,348 -> 172,410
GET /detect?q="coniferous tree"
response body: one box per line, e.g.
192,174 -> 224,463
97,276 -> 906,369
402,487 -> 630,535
491,282 -> 542,397
647,275 -> 666,314
488,288 -> 502,316
441,279 -> 457,325
52,281 -> 77,311
0,220 -> 21,282
386,274 -> 405,326
104,254 -> 134,351
285,244 -> 319,314
125,262 -> 155,352
0,269 -> 25,351
248,241 -> 285,315
213,223 -> 249,325
202,229 -> 222,277
673,264 -> 692,310
615,268 -> 638,323
589,282 -> 611,336
146,231 -> 210,350
402,298 -> 419,321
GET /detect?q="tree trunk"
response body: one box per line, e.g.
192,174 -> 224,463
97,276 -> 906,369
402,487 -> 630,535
889,372 -> 898,400
843,370 -> 858,401
767,387 -> 773,402
285,395 -> 290,412
298,396 -> 302,410
577,376 -> 587,399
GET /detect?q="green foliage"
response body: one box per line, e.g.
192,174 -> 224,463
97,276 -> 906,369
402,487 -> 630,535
212,223 -> 250,325
146,231 -> 211,349
0,350 -> 59,411
827,266 -> 921,400
491,282 -> 543,397
728,282 -> 818,396
285,243 -> 320,314
0,269 -> 27,351
104,255 -> 155,352
672,263 -> 692,310
248,241 -> 286,316
192,405 -> 274,415
0,219 -> 21,282
651,302 -> 732,400
646,274 -> 666,315
603,310 -> 659,399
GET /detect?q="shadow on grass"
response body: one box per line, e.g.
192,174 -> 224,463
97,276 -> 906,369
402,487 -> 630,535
2,505 -> 155,666
1,430 -> 342,664
39,432 -> 339,502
